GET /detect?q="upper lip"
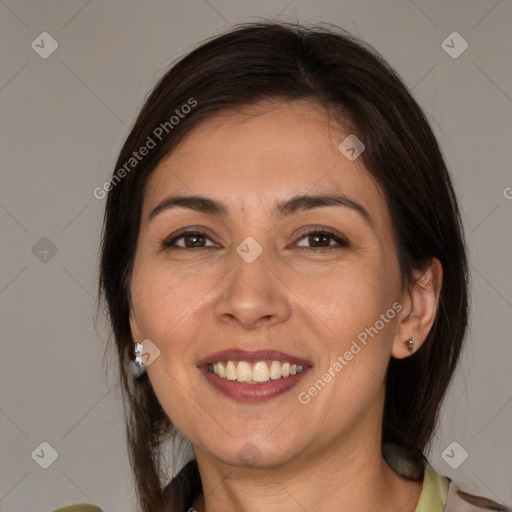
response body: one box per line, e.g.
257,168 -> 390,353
197,349 -> 312,367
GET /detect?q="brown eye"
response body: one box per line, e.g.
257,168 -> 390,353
308,233 -> 332,247
162,230 -> 216,249
295,230 -> 349,249
182,234 -> 206,247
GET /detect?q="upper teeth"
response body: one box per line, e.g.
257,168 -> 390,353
208,360 -> 305,383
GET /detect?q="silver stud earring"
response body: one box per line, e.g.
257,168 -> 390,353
405,338 -> 415,354
134,342 -> 144,367
130,342 -> 147,378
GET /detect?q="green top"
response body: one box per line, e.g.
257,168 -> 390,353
416,461 -> 450,512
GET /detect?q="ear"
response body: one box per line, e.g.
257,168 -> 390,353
392,257 -> 443,359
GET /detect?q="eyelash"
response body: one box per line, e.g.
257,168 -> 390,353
161,227 -> 350,251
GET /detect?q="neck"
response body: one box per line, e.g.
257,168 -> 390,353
190,394 -> 423,512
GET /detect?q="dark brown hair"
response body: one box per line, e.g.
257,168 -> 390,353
98,21 -> 469,511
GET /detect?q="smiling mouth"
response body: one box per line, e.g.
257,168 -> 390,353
206,360 -> 307,384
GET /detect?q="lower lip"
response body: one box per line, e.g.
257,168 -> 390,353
198,365 -> 310,402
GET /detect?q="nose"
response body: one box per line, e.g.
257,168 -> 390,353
212,249 -> 292,331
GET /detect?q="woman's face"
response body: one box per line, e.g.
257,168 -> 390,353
129,100 -> 409,468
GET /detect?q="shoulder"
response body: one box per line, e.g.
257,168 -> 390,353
383,442 -> 510,512
445,481 -> 511,512
422,456 -> 511,512
51,504 -> 103,512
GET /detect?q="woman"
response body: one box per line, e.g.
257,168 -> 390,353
55,22 -> 510,512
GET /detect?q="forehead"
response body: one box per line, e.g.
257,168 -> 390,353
142,100 -> 387,226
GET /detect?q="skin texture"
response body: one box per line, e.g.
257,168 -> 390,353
129,100 -> 442,512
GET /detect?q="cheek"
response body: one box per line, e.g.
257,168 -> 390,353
293,261 -> 395,339
130,267 -> 208,426
130,262 -> 213,341
291,261 -> 399,408
293,269 -> 397,420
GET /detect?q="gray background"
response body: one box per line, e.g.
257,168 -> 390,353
1,1 -> 511,511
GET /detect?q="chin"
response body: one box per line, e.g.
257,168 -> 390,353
197,434 -> 303,470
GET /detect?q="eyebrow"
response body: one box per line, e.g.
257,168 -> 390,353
148,193 -> 373,228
